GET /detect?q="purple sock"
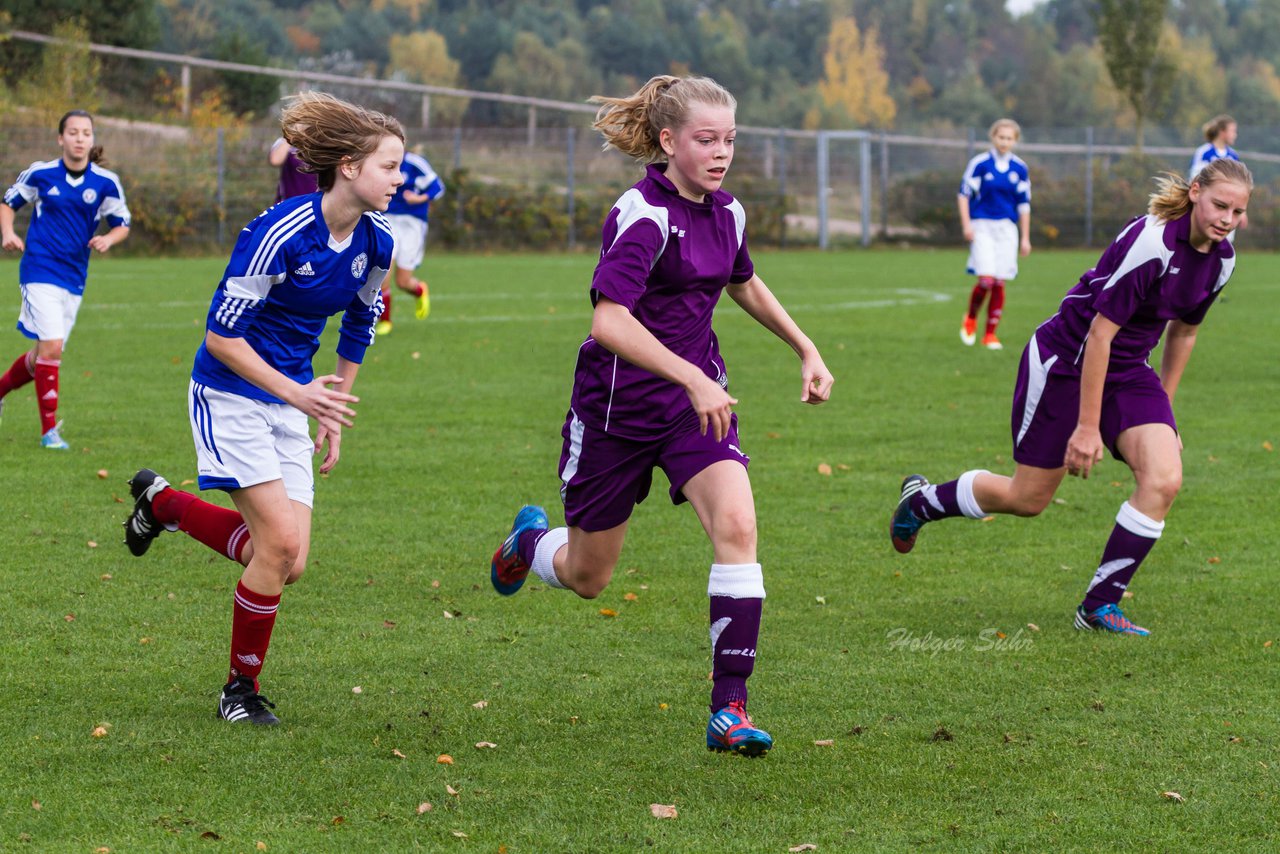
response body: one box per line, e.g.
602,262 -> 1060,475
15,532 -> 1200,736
710,594 -> 761,711
517,528 -> 548,566
1081,502 -> 1163,610
910,480 -> 962,521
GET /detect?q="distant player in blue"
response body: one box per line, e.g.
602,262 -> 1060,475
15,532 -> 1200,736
123,93 -> 403,725
958,118 -> 1031,351
377,148 -> 445,334
488,75 -> 834,758
0,110 -> 131,449
892,159 -> 1251,636
1189,114 -> 1240,179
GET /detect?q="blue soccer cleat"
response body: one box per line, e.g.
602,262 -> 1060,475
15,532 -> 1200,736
707,701 -> 773,757
891,474 -> 929,553
490,504 -> 549,596
41,421 -> 70,450
1074,603 -> 1150,636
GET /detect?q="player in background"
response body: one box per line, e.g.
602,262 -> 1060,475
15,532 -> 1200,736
376,148 -> 445,335
891,159 -> 1251,636
1189,115 -> 1241,178
488,75 -> 834,757
269,136 -> 319,202
123,92 -> 401,725
957,118 -> 1031,351
0,110 -> 131,449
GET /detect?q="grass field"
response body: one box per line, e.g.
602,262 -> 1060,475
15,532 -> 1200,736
1,248 -> 1277,851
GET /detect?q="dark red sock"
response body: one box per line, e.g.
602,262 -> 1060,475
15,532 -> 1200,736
967,277 -> 994,319
153,487 -> 251,563
33,358 -> 60,434
0,352 -> 34,399
412,282 -> 425,297
228,580 -> 280,686
379,285 -> 392,322
986,281 -> 1006,336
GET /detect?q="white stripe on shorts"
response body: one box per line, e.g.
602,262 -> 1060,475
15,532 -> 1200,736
1016,334 -> 1059,448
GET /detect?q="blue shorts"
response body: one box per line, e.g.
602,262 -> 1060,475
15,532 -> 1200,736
557,409 -> 750,532
1011,334 -> 1177,469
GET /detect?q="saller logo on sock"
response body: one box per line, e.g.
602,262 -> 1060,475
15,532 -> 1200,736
719,648 -> 756,657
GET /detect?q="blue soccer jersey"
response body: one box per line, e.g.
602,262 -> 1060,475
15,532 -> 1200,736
3,159 -> 130,294
1189,143 -> 1241,179
386,152 -> 445,222
191,193 -> 394,404
959,149 -> 1031,223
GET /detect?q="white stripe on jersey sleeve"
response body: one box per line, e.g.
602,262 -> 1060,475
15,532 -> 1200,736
960,153 -> 987,197
1214,255 -> 1235,292
357,266 -> 389,306
4,159 -> 58,206
244,204 -> 313,277
727,199 -> 747,250
224,273 -> 285,302
90,164 -> 132,225
1100,216 -> 1173,291
607,188 -> 669,269
364,210 -> 395,240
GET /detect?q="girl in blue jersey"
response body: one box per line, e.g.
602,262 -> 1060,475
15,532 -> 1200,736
958,118 -> 1031,351
489,76 -> 835,757
377,147 -> 445,333
123,93 -> 403,725
1189,115 -> 1241,179
0,110 -> 131,449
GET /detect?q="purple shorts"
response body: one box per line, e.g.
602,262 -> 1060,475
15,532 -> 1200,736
558,409 -> 750,532
1011,334 -> 1176,469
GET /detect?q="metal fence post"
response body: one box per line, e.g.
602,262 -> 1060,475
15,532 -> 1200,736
216,127 -> 226,245
566,127 -> 576,251
421,93 -> 431,130
859,133 -> 872,248
453,127 -> 464,229
817,131 -> 829,250
1084,126 -> 1094,247
879,131 -> 889,241
181,64 -> 191,118
777,129 -> 788,249
527,106 -> 536,147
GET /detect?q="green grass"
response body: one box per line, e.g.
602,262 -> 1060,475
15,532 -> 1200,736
1,248 -> 1277,851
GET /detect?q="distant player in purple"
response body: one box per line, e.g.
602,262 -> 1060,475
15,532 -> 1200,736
0,109 -> 131,450
269,137 -> 319,203
958,118 -> 1031,351
892,158 -> 1252,636
488,75 -> 834,757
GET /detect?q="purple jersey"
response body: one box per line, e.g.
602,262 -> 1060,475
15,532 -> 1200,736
570,164 -> 753,440
273,139 -> 318,203
1035,212 -> 1234,371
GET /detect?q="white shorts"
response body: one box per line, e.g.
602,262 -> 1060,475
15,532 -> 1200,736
388,214 -> 428,272
188,381 -> 315,507
18,283 -> 83,342
966,218 -> 1020,280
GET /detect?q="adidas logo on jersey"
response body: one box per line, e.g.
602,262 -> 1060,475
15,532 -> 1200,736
294,261 -> 316,276
48,186 -> 61,196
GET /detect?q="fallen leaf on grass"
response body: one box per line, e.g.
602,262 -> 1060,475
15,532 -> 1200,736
101,574 -> 112,581
1264,441 -> 1274,452
139,637 -> 152,645
256,843 -> 267,851
1229,736 -> 1243,744
417,802 -> 433,814
96,469 -> 109,479
599,608 -> 618,617
1265,641 -> 1273,649
1027,623 -> 1040,632
836,463 -> 851,471
92,726 -> 109,738
31,800 -> 40,811
437,754 -> 454,765
659,703 -> 669,710
789,845 -> 819,853
1161,791 -> 1185,803
475,741 -> 497,749
392,749 -> 406,759
65,614 -> 75,622
383,620 -> 396,629
331,816 -> 345,826
431,580 -> 441,588
815,595 -> 827,605
1208,556 -> 1221,565
931,726 -> 954,742
1122,591 -> 1134,599
623,592 -> 638,601
472,700 -> 488,709
649,804 -> 678,819
451,831 -> 468,838
94,848 -> 110,853
412,352 -> 421,360
352,686 -> 363,694
180,479 -> 195,487
442,610 -> 454,619
813,739 -> 834,747
446,785 -> 460,796
817,463 -> 833,476
87,541 -> 99,548
200,832 -> 220,840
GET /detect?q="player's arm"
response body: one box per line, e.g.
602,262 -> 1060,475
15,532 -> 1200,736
88,224 -> 129,253
1018,208 -> 1031,256
401,190 -> 431,204
0,203 -> 23,252
1159,319 -> 1198,405
313,355 -> 361,474
268,139 -> 290,167
1065,313 -> 1120,479
726,274 -> 833,405
957,194 -> 972,241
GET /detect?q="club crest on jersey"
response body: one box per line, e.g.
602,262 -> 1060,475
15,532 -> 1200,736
351,252 -> 368,278
82,188 -> 98,204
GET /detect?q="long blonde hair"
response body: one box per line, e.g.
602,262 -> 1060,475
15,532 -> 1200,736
1149,158 -> 1252,221
280,92 -> 404,191
590,75 -> 736,163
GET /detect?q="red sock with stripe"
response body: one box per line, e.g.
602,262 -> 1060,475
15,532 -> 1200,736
986,281 -> 1006,336
228,580 -> 280,688
967,277 -> 994,319
34,357 -> 60,434
0,352 -> 34,399
380,285 -> 392,322
152,487 -> 251,564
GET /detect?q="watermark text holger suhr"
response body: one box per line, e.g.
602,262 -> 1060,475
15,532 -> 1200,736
886,627 -> 1034,657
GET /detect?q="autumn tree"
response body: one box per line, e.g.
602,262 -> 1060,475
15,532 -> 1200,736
807,16 -> 896,129
1093,0 -> 1172,148
387,29 -> 469,126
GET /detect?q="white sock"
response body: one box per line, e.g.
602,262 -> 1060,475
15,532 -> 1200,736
707,563 -> 766,599
531,526 -> 568,589
956,469 -> 990,519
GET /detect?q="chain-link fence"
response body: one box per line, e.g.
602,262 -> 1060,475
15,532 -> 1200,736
4,121 -> 1278,255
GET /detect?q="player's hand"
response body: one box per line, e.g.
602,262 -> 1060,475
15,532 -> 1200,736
800,353 -> 834,405
685,374 -> 736,443
315,423 -> 342,473
1064,424 -> 1104,479
293,374 -> 359,426
1,233 -> 23,252
962,225 -> 975,242
87,235 -> 115,253
1020,238 -> 1032,257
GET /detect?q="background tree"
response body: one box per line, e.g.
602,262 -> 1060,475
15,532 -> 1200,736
1093,0 -> 1173,148
388,29 -> 469,126
807,16 -> 896,129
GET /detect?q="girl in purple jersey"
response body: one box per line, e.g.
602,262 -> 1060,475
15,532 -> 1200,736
489,75 -> 834,757
891,158 -> 1252,636
122,93 -> 403,725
